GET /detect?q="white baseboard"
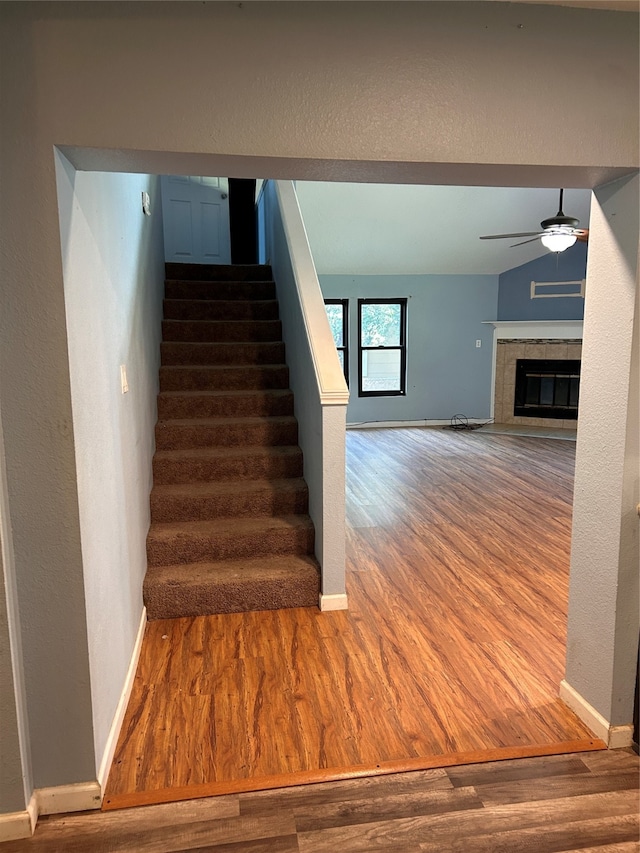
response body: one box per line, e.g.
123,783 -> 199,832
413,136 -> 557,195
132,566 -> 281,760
0,808 -> 33,842
559,679 -> 634,748
97,606 -> 147,790
36,781 -> 102,816
319,592 -> 349,611
347,419 -> 442,430
26,792 -> 37,833
347,419 -> 487,430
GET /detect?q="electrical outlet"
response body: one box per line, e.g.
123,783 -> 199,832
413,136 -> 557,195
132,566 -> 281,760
476,339 -> 482,348
120,364 -> 129,394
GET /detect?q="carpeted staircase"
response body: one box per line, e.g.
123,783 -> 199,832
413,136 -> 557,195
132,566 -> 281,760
143,263 -> 321,619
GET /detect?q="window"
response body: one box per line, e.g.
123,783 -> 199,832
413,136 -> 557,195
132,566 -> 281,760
325,299 -> 349,385
358,299 -> 407,397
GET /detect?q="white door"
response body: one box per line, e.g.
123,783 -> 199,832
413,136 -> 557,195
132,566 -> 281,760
161,175 -> 231,264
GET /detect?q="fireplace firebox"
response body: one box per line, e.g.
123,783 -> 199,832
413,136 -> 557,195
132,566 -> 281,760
514,359 -> 580,420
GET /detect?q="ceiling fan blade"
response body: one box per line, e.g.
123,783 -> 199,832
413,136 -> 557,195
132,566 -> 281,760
575,229 -> 589,242
479,231 -> 541,240
510,236 -> 543,247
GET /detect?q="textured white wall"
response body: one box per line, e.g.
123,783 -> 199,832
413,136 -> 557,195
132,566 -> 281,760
55,155 -> 165,778
566,174 -> 639,726
0,0 -> 637,801
0,401 -> 31,814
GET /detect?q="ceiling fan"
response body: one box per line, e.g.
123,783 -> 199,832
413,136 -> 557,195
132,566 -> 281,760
480,189 -> 589,252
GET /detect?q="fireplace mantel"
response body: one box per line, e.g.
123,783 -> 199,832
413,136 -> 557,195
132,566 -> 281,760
483,320 -> 583,340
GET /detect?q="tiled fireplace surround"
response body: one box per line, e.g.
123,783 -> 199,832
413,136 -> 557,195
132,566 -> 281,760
491,323 -> 583,431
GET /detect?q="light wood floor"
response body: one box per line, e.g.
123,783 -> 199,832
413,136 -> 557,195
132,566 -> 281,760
9,750 -> 639,851
104,428 -> 602,809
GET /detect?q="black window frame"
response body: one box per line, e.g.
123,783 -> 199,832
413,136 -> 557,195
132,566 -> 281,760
357,298 -> 407,397
324,298 -> 349,386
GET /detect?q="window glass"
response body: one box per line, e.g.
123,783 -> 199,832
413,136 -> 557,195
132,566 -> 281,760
361,303 -> 401,347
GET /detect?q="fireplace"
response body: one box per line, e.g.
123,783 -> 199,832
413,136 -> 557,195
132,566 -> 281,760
514,359 -> 580,420
489,324 -> 583,429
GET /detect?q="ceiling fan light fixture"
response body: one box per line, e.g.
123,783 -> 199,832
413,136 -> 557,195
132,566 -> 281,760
540,227 -> 578,253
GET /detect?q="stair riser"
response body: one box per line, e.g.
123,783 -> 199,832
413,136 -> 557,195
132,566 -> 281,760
157,392 -> 294,420
165,281 -> 275,301
166,263 -> 273,281
150,486 -> 308,523
155,420 -> 299,450
144,575 -> 318,619
153,453 -> 303,485
163,300 -> 279,322
162,320 -> 282,343
147,526 -> 315,566
159,366 -> 289,392
161,342 -> 285,366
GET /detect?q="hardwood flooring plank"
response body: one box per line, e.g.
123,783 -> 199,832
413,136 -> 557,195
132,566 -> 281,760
417,814 -> 640,853
293,786 -> 482,832
296,790 -> 638,853
240,768 -> 452,817
571,845 -> 640,852
475,769 -> 640,806
446,752 -> 593,787
579,749 -> 640,772
171,836 -> 300,853
1,814 -> 296,853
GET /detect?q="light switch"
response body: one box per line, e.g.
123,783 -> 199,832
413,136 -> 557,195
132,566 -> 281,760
141,192 -> 151,216
120,364 -> 129,394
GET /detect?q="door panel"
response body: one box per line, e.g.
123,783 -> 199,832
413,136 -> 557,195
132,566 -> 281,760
161,176 -> 231,264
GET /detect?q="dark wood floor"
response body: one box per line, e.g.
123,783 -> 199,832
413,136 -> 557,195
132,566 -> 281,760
103,427 -> 603,809
6,749 -> 639,851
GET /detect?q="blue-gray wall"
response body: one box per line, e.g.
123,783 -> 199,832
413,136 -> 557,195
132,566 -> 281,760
320,274 -> 498,424
497,242 -> 587,321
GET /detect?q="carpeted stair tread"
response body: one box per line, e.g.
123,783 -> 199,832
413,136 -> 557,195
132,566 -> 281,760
163,299 -> 279,322
146,515 -> 315,567
159,364 -> 289,392
150,478 -> 308,523
165,280 -> 275,300
143,555 -> 319,618
161,341 -> 285,366
165,263 -> 273,281
154,415 -> 298,450
157,389 -> 294,420
162,319 -> 282,343
154,444 -> 301,463
153,445 -> 302,484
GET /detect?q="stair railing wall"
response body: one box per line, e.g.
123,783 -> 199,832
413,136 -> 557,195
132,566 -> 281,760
263,180 -> 349,608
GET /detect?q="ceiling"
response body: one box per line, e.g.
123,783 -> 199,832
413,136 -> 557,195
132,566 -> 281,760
295,183 -> 592,277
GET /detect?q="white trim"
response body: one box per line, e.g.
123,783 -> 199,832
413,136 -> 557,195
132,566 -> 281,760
319,592 -> 349,611
97,606 -> 147,789
530,279 -> 585,300
559,679 -> 634,748
26,792 -> 37,833
0,809 -> 33,842
36,781 -> 102,816
347,419 -> 488,430
274,181 -> 350,407
483,320 -> 583,339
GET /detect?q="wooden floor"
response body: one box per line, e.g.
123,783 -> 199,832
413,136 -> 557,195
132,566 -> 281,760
9,749 -> 639,851
104,428 -> 603,810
